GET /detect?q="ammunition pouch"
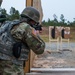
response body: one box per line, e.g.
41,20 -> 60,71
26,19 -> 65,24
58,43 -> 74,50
12,42 -> 22,58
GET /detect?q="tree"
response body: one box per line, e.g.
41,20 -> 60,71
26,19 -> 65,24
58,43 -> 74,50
9,7 -> 20,20
10,7 -> 16,15
60,14 -> 65,23
53,14 -> 58,23
1,8 -> 7,15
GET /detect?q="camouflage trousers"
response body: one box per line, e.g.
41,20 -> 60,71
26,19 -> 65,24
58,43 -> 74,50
0,60 -> 24,75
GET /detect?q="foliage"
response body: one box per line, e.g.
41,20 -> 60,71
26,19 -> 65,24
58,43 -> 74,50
9,7 -> 20,20
42,14 -> 75,27
1,7 -> 75,27
1,7 -> 20,21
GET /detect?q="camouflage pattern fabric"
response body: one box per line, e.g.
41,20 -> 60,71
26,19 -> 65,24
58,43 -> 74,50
0,21 -> 30,65
11,22 -> 45,55
0,60 -> 24,75
0,21 -> 45,75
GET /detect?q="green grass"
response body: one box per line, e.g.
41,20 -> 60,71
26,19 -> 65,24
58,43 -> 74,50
40,35 -> 49,42
41,35 -> 75,42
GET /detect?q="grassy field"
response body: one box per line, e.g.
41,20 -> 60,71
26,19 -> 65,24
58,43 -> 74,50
40,35 -> 49,42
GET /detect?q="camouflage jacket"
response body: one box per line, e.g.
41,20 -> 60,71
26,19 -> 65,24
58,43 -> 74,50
11,22 -> 45,54
0,20 -> 45,65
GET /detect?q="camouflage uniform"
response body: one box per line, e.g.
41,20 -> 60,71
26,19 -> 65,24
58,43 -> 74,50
0,60 -> 24,75
0,0 -> 24,75
0,21 -> 45,75
0,7 -> 45,75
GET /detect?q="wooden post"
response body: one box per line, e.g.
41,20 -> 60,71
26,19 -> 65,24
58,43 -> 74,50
24,0 -> 33,74
26,0 -> 33,7
24,53 -> 30,74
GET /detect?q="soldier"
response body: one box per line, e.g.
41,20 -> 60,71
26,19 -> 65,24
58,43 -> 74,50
0,6 -> 45,75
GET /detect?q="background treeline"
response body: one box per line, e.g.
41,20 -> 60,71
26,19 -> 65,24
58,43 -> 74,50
1,7 -> 20,21
2,7 -> 75,27
42,14 -> 75,27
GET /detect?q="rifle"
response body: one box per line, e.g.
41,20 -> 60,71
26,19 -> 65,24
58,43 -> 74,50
31,23 -> 42,31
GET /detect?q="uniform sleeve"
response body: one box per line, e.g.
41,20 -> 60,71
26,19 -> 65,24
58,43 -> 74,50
22,28 -> 45,55
11,22 -> 28,40
11,22 -> 45,55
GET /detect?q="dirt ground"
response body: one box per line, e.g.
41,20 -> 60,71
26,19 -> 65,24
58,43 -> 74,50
32,27 -> 75,68
32,42 -> 75,68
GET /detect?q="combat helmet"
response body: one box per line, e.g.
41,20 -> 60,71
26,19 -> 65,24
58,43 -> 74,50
21,7 -> 40,23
